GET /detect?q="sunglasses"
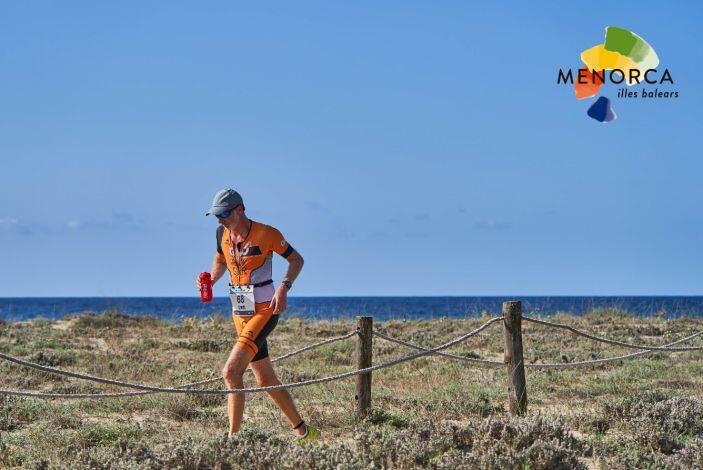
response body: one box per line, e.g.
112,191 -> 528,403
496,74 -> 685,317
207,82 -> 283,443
216,205 -> 240,219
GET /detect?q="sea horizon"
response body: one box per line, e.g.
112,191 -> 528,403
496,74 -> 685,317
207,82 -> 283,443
2,295 -> 702,323
4,294 -> 703,298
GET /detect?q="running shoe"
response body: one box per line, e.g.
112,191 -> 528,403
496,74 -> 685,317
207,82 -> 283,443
294,424 -> 320,445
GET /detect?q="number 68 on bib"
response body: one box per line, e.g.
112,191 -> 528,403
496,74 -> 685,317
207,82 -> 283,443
229,284 -> 255,315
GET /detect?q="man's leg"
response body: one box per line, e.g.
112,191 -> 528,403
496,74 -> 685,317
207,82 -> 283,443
250,356 -> 306,436
222,345 -> 252,436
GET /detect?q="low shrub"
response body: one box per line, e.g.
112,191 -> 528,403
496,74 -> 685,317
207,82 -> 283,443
70,311 -> 161,331
60,413 -> 589,469
174,339 -> 223,353
28,350 -> 76,367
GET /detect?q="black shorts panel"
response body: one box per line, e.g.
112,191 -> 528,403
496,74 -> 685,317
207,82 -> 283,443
251,314 -> 279,362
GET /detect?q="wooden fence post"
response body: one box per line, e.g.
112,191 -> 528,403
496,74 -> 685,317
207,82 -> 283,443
355,316 -> 373,418
502,301 -> 528,415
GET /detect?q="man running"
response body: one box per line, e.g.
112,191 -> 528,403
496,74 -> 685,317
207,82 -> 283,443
197,188 -> 319,443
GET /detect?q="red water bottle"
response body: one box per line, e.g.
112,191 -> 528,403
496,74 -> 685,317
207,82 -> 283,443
199,272 -> 213,302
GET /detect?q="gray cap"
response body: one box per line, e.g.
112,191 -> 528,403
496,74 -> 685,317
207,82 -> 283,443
205,188 -> 243,216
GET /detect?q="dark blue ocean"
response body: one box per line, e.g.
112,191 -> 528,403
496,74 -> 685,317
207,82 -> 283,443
1,296 -> 702,323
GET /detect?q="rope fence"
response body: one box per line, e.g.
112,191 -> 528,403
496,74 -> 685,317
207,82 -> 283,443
521,316 -> 703,351
0,330 -> 358,399
0,319 -> 500,397
1,301 -> 701,417
372,330 -> 504,367
373,325 -> 703,369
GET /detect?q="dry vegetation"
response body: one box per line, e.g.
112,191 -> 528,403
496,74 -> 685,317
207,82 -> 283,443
1,309 -> 703,469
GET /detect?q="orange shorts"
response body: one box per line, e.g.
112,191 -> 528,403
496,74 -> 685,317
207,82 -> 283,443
232,303 -> 279,361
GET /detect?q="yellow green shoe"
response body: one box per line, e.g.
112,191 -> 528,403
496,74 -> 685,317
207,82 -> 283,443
294,424 -> 320,445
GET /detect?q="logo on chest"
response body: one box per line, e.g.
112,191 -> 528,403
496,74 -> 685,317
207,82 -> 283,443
229,244 -> 262,257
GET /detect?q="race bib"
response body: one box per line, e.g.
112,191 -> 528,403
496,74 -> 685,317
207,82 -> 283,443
229,285 -> 255,315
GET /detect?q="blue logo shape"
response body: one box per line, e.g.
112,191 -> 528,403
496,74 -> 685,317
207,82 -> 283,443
587,96 -> 617,122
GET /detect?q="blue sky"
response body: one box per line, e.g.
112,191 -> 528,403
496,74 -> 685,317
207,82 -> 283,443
1,1 -> 701,297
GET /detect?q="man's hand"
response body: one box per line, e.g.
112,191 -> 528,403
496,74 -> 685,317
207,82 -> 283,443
196,256 -> 228,291
269,285 -> 288,314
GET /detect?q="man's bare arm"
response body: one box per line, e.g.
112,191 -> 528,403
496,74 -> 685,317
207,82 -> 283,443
283,250 -> 304,285
210,255 -> 228,284
197,255 -> 228,289
269,250 -> 303,314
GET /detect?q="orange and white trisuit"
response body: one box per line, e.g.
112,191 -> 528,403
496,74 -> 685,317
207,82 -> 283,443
216,220 -> 294,361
